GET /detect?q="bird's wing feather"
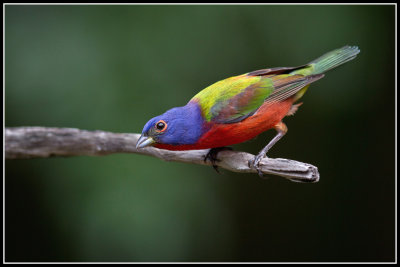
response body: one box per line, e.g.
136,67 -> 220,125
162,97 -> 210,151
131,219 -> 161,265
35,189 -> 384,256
263,73 -> 324,105
192,73 -> 324,124
191,75 -> 272,122
246,64 -> 308,76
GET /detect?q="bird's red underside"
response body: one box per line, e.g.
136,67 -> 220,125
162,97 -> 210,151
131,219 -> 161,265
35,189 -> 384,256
155,98 -> 294,151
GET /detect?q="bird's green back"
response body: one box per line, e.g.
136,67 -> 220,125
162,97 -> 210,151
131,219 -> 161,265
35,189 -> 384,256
191,72 -> 321,124
191,75 -> 274,122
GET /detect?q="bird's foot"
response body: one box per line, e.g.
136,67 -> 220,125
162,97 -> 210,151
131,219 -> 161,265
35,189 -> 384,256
249,153 -> 268,178
204,147 -> 233,173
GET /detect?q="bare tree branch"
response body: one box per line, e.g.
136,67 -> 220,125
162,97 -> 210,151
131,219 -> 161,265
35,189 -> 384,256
5,127 -> 319,182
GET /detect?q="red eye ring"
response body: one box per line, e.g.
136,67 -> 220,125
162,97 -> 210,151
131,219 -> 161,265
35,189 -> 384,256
155,120 -> 167,132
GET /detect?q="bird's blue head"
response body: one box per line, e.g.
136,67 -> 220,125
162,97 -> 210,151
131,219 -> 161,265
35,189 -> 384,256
136,101 -> 205,149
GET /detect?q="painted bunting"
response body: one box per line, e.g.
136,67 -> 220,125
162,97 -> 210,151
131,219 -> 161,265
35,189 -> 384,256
137,46 -> 360,174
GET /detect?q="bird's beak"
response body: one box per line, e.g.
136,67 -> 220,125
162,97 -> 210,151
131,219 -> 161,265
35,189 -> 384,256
136,135 -> 155,149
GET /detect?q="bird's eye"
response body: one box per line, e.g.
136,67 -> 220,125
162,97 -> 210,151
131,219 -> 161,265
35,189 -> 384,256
155,120 -> 167,132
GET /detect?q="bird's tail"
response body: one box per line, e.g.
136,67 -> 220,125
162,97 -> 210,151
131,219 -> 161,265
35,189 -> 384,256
308,45 -> 360,74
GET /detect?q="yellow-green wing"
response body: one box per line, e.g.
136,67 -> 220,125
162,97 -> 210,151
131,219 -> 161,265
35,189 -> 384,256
191,75 -> 273,122
191,70 -> 323,124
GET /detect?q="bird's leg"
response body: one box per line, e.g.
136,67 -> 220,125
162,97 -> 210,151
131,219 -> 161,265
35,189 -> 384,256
251,121 -> 288,177
204,147 -> 233,173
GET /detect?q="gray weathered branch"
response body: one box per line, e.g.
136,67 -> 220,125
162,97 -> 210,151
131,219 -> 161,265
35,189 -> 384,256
5,127 -> 319,182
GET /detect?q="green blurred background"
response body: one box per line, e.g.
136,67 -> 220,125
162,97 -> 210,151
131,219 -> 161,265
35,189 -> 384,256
5,4 -> 395,262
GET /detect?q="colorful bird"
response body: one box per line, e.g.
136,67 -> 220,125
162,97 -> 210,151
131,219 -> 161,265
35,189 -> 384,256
137,46 -> 360,175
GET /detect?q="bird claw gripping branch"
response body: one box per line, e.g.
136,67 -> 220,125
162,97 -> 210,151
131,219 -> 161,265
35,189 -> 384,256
203,147 -> 233,173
